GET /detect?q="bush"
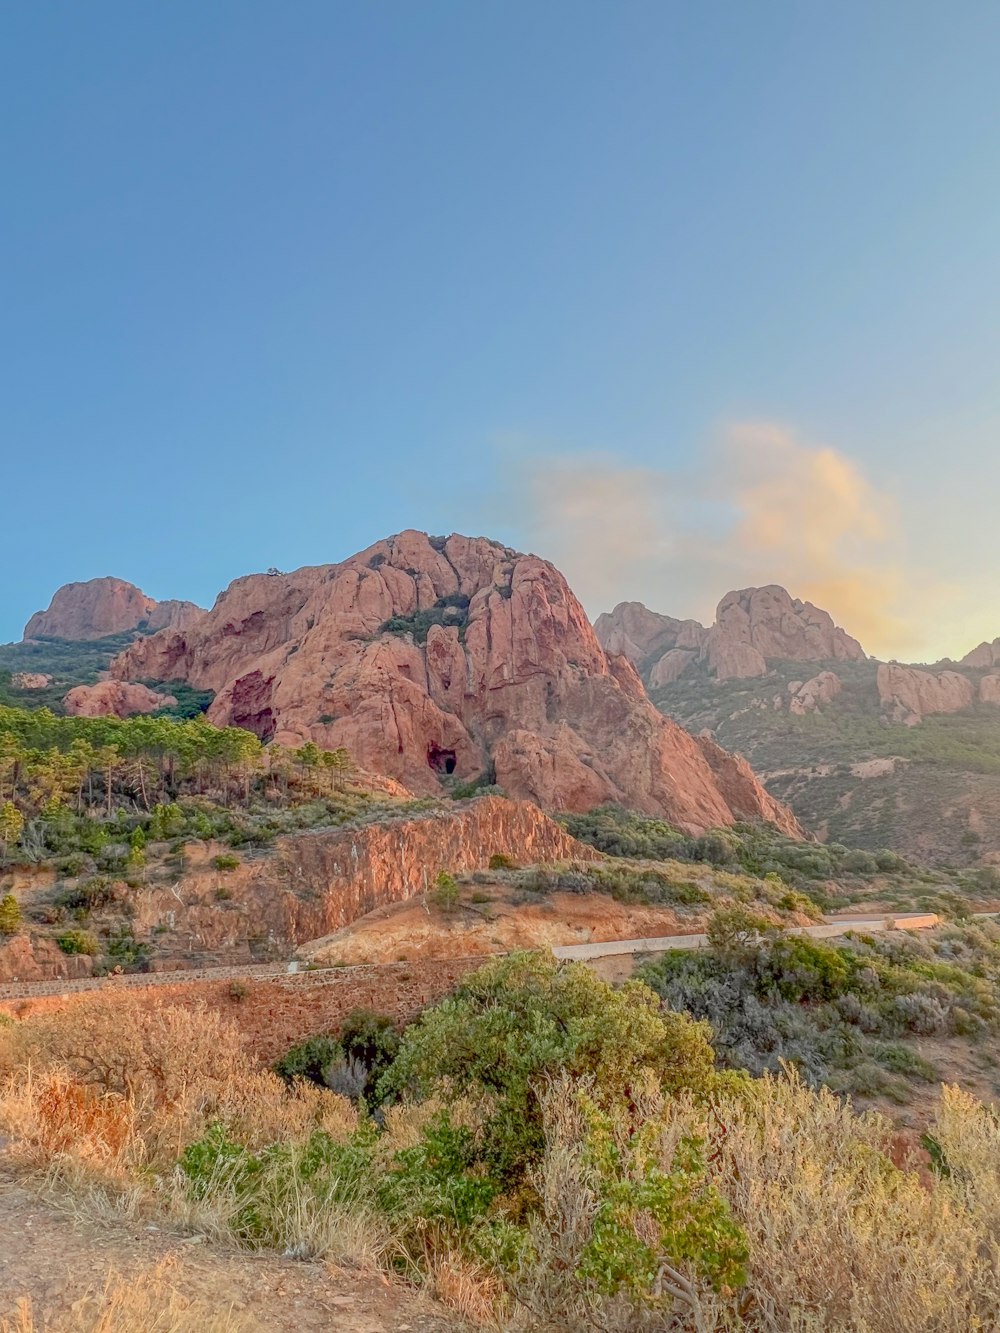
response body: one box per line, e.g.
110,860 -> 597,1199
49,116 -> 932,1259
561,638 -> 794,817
54,875 -> 117,913
488,853 -> 517,870
0,892 -> 22,936
213,853 -> 241,871
56,928 -> 99,955
382,952 -> 716,1183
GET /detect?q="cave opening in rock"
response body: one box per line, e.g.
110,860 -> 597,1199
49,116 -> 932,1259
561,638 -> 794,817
427,744 -> 457,775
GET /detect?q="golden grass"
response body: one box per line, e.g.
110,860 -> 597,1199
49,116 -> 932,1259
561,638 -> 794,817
1,1260 -> 250,1332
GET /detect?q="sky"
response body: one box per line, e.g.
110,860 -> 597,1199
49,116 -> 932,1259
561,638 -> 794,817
2,2 -> 999,662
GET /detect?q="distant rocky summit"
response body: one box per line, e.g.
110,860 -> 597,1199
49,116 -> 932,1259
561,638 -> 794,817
603,587 -> 1000,866
23,578 -> 204,642
108,531 -> 801,835
595,585 -> 865,684
963,637 -> 1000,669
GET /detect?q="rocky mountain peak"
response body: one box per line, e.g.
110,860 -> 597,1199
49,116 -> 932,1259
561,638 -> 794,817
22,577 -> 204,642
108,529 -> 802,836
595,585 -> 866,684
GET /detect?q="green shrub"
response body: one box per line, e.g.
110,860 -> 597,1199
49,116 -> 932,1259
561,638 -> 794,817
213,853 -> 241,872
56,928 -> 99,955
488,853 -> 517,870
54,875 -> 117,913
381,952 -> 716,1183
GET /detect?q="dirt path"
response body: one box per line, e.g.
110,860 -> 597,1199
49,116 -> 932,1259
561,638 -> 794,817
0,1168 -> 455,1332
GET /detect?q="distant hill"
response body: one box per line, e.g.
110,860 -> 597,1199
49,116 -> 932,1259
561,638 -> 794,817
596,590 -> 1000,868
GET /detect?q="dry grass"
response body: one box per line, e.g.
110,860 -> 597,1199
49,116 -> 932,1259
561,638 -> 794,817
1,1259 -> 250,1332
698,1075 -> 1000,1332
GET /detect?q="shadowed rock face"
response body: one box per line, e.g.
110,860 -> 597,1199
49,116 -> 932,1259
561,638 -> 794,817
110,530 -> 802,836
595,585 -> 865,683
23,577 -> 204,642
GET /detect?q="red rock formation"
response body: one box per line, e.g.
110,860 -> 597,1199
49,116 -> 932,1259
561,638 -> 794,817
877,663 -> 976,724
23,578 -> 204,642
980,675 -> 1000,705
111,531 -> 802,835
596,586 -> 865,684
64,681 -> 177,719
10,673 -> 52,690
787,671 -> 842,715
963,638 -> 1000,669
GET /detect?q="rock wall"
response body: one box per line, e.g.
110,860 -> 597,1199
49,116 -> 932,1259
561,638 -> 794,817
877,663 -> 976,724
130,797 -> 602,959
64,681 -> 177,718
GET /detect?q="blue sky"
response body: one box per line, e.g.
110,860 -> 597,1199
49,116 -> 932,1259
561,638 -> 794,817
3,2 -> 999,659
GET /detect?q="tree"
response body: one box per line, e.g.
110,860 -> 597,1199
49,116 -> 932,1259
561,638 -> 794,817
0,800 -> 23,857
0,893 -> 22,936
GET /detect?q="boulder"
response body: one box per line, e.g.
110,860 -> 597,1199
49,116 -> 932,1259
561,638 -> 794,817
877,663 -> 975,723
64,681 -> 177,719
10,673 -> 52,690
788,671 -> 842,715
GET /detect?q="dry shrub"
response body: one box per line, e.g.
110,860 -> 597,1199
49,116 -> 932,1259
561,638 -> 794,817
509,1074 -> 707,1332
700,1073 -> 1000,1332
208,1068 -> 359,1151
1,1259 -> 250,1332
19,995 -> 251,1106
929,1083 -> 1000,1240
430,1250 -> 505,1327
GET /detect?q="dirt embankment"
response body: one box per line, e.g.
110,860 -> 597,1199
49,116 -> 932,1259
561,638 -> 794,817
0,796 -> 599,982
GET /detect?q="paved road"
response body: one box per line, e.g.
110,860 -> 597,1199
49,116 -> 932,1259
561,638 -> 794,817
551,912 -> 941,961
0,911 -> 952,1002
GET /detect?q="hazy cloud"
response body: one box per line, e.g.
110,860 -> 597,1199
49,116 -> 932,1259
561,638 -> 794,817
499,423 -> 966,661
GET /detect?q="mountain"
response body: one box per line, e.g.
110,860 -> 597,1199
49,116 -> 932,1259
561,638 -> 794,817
23,577 -> 204,642
594,585 -> 865,684
598,588 -> 1000,867
106,530 -> 801,835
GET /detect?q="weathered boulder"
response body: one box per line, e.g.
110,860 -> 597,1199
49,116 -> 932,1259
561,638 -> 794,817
981,674 -> 1000,705
111,531 -> 802,836
788,671 -> 842,715
10,673 -> 52,690
877,663 -> 976,724
64,680 -> 177,719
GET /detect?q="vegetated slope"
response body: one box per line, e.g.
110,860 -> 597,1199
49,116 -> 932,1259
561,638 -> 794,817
109,530 -> 801,834
596,590 -> 1000,867
0,633 -> 141,712
653,657 -> 1000,867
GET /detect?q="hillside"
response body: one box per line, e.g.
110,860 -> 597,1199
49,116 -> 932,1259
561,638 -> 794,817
597,593 -> 1000,867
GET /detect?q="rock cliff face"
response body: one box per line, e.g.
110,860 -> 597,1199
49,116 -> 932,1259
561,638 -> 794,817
23,577 -> 204,642
64,681 -> 177,719
128,797 -> 602,959
963,638 -> 1000,669
110,531 -> 802,835
595,586 -> 865,684
876,663 -> 976,725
